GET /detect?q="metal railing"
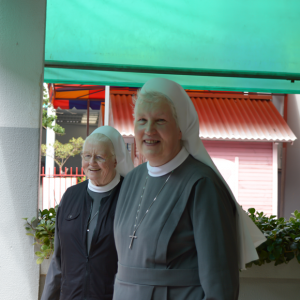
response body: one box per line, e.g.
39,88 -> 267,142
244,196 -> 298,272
40,167 -> 85,210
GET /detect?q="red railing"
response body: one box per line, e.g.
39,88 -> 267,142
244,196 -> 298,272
40,167 -> 85,210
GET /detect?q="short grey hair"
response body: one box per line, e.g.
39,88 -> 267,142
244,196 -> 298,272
83,133 -> 115,156
132,90 -> 179,127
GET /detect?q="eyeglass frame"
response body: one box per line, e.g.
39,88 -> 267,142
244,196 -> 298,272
80,152 -> 110,163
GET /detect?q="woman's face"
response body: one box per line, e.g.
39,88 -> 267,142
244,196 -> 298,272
82,140 -> 117,186
134,99 -> 182,167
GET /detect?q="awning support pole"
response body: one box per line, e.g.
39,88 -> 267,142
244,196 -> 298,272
279,94 -> 289,217
87,99 -> 90,137
105,86 -> 110,125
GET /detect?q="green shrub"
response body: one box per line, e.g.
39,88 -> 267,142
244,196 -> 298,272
24,207 -> 300,267
23,207 -> 57,264
246,208 -> 300,268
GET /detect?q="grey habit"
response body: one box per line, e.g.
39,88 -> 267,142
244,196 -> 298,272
113,155 -> 239,300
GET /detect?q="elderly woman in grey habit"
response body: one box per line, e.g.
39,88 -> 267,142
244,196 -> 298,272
41,126 -> 133,300
113,78 -> 266,300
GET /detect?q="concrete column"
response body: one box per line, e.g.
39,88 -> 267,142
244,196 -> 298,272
0,1 -> 46,300
284,94 -> 300,219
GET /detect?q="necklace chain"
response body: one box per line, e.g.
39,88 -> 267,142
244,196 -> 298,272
129,171 -> 173,249
87,211 -> 99,227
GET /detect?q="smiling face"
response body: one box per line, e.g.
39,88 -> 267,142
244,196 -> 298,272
82,139 -> 117,186
134,98 -> 182,167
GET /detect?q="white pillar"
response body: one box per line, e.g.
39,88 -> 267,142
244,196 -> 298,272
98,106 -> 103,127
45,106 -> 56,175
105,85 -> 110,125
272,143 -> 278,216
285,94 -> 300,219
0,1 -> 46,299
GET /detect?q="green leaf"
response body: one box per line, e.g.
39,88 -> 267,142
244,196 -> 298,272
31,217 -> 37,223
248,208 -> 255,214
22,218 -> 28,221
259,250 -> 268,259
26,233 -> 34,237
267,245 -> 274,252
290,243 -> 298,250
41,245 -> 49,251
35,251 -> 42,257
40,231 -> 48,235
35,226 -> 45,230
275,260 -> 284,266
49,208 -> 56,214
269,253 -> 276,260
36,257 -> 44,264
43,237 -> 50,246
274,248 -> 282,258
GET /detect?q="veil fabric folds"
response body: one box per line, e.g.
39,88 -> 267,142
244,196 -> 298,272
141,78 -> 266,269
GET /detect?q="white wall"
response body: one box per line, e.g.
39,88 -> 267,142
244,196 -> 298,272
239,259 -> 300,300
284,94 -> 300,219
0,0 -> 46,299
204,141 -> 274,215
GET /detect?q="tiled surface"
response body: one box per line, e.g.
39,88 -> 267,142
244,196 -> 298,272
110,91 -> 296,142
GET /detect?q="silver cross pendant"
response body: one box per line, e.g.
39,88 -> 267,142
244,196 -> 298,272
129,231 -> 137,249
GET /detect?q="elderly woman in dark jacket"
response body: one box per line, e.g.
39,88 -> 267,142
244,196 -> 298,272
41,126 -> 133,300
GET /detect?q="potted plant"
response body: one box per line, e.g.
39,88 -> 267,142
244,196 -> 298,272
246,209 -> 300,267
23,207 -> 57,264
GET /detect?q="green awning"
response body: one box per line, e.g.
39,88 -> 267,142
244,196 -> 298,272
44,0 -> 300,93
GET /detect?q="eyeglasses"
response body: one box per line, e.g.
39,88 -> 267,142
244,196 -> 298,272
81,153 -> 106,163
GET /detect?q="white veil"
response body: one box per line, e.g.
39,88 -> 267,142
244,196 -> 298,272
90,126 -> 134,177
141,78 -> 266,269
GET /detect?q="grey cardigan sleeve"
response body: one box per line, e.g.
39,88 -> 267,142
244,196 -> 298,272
190,177 -> 239,300
40,205 -> 62,300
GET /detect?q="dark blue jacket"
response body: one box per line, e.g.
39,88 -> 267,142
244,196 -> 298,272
41,178 -> 123,300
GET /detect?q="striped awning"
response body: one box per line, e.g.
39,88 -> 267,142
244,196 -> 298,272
49,84 -> 137,110
110,90 -> 296,143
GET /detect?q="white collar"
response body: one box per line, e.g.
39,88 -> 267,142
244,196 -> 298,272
147,147 -> 189,177
88,172 -> 120,193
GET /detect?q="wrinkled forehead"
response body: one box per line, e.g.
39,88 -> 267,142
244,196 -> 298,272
83,135 -> 115,154
135,96 -> 171,110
